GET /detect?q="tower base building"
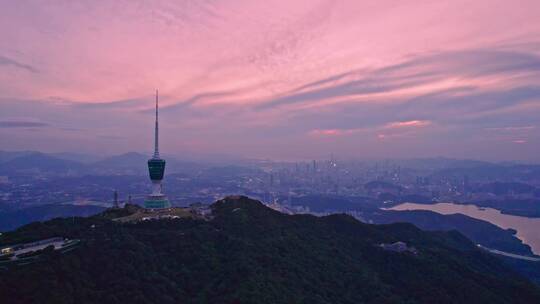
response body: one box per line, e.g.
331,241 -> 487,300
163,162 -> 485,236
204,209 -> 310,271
144,195 -> 170,209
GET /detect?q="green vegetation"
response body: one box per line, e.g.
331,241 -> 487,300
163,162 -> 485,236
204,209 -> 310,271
288,194 -> 533,255
0,196 -> 539,303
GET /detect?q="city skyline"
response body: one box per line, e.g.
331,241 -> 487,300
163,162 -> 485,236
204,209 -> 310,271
1,1 -> 540,161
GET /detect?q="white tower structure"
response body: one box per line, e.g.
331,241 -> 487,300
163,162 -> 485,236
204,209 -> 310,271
144,90 -> 170,209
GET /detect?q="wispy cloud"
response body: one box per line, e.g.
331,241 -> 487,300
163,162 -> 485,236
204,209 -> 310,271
309,120 -> 432,138
257,49 -> 540,110
309,128 -> 361,137
162,91 -> 235,112
0,120 -> 48,128
72,97 -> 148,109
384,120 -> 431,129
0,55 -> 38,73
485,126 -> 536,132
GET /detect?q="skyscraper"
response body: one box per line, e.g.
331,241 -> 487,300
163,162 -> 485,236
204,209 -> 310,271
144,90 -> 171,209
113,190 -> 119,208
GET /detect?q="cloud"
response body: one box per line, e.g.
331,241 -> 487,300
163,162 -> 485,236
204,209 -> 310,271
256,49 -> 540,110
291,83 -> 538,139
1,1 -> 540,160
309,128 -> 361,137
292,70 -> 360,92
309,120 -> 432,138
72,97 -> 148,109
375,49 -> 540,79
485,126 -> 535,132
0,55 -> 38,73
256,76 -> 428,110
162,91 -> 235,112
384,120 -> 431,129
0,121 -> 49,128
399,86 -> 540,123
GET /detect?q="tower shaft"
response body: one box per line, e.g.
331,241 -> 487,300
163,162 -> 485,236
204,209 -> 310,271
153,89 -> 160,159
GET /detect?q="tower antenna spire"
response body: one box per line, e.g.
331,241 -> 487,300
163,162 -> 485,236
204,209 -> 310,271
153,89 -> 160,159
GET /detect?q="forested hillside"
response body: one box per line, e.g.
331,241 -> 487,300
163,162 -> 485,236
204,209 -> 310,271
0,196 -> 538,304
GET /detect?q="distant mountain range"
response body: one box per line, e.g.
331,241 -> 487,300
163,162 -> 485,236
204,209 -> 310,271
1,151 -> 539,179
0,152 -> 86,174
0,196 -> 539,303
390,157 -> 496,170
0,151 -> 206,176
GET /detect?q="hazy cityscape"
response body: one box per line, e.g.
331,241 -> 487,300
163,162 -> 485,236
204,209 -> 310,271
2,151 -> 539,206
2,150 -> 540,253
2,151 -> 539,209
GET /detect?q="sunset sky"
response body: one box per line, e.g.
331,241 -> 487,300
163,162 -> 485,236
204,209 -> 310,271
1,0 -> 539,161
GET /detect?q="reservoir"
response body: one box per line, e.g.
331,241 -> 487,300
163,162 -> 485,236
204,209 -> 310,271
388,202 -> 540,255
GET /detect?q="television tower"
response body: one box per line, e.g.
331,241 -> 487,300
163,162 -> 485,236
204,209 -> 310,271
144,90 -> 171,209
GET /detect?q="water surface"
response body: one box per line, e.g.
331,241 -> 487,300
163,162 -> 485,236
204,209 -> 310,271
388,202 -> 540,255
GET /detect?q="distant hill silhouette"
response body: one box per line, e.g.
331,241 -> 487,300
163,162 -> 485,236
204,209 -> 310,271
478,182 -> 536,195
0,150 -> 37,163
0,152 -> 85,174
0,204 -> 105,231
0,150 -> 207,176
91,152 -> 148,174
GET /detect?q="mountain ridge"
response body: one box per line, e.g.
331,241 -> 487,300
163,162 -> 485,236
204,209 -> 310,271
0,196 -> 539,303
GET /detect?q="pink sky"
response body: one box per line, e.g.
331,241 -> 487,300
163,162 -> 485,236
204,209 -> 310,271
1,0 -> 539,161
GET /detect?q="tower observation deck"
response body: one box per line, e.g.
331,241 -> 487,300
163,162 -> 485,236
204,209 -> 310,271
144,90 -> 171,209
